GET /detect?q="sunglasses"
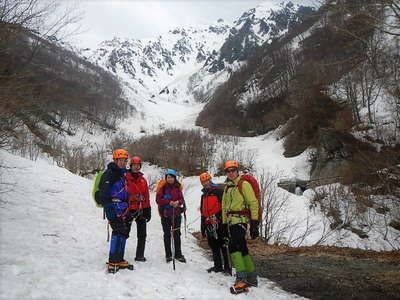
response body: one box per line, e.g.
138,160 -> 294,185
225,168 -> 238,173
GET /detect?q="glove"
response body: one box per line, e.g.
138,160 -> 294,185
142,207 -> 151,222
110,217 -> 129,238
103,202 -> 117,221
164,194 -> 172,200
250,220 -> 259,240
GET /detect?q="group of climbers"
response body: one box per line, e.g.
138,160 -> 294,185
96,149 -> 259,294
97,149 -> 187,273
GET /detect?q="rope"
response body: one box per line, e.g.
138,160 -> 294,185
170,214 -> 201,232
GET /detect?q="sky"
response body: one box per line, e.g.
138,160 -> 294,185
69,0 -> 316,49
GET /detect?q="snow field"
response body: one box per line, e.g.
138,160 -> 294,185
0,151 -> 304,300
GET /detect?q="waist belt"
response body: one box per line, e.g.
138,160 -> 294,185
112,198 -> 123,203
227,210 -> 250,217
129,194 -> 143,203
205,215 -> 219,225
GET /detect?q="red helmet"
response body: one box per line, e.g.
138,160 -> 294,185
130,156 -> 142,165
224,160 -> 239,170
199,172 -> 212,182
113,149 -> 128,160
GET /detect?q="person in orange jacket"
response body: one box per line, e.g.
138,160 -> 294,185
125,156 -> 151,262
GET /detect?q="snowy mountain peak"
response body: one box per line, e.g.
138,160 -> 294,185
87,22 -> 230,102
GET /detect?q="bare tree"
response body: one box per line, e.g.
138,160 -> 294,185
0,0 -> 82,149
0,0 -> 82,39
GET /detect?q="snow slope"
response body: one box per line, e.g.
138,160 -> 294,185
0,151 -> 305,300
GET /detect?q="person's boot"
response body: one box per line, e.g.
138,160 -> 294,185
135,257 -> 147,262
207,266 -> 223,273
230,271 -> 248,294
175,255 -> 186,263
246,271 -> 258,287
166,256 -> 173,263
107,261 -> 133,274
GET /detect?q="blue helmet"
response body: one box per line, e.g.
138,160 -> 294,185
165,169 -> 177,177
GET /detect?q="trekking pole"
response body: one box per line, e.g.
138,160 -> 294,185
225,224 -> 232,275
223,241 -> 232,276
171,206 -> 176,271
107,222 -> 110,242
184,210 -> 187,238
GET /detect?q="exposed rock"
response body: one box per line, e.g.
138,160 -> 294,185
310,128 -> 353,184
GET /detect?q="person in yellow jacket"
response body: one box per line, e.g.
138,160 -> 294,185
222,160 -> 259,294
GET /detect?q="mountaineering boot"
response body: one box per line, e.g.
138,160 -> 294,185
230,271 -> 249,294
107,261 -> 134,274
175,255 -> 186,263
230,282 -> 249,295
118,261 -> 133,269
246,271 -> 258,287
135,257 -> 147,262
108,263 -> 120,274
207,266 -> 223,273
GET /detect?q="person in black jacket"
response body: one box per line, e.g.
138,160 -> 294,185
199,172 -> 231,275
98,149 -> 130,273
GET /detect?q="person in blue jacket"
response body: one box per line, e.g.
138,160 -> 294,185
97,149 -> 130,273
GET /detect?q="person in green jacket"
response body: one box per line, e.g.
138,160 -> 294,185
222,160 -> 259,294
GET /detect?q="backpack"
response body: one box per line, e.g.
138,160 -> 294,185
92,171 -> 104,208
232,174 -> 262,221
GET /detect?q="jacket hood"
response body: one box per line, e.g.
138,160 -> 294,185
201,183 -> 217,193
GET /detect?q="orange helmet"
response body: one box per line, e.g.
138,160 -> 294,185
113,149 -> 128,160
199,172 -> 212,182
130,156 -> 142,165
224,160 -> 239,170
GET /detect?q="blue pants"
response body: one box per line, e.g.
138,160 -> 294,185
109,234 -> 127,263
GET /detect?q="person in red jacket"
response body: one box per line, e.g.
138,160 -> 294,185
200,172 -> 231,275
125,156 -> 151,262
156,169 -> 186,263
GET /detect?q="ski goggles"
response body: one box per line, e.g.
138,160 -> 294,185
225,168 -> 238,173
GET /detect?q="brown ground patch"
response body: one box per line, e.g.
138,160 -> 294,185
192,232 -> 400,300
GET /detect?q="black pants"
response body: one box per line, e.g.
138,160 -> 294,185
126,212 -> 147,259
228,223 -> 249,256
206,224 -> 230,269
161,215 -> 182,258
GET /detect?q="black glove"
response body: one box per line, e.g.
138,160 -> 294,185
250,220 -> 259,240
110,217 -> 129,238
142,207 -> 151,222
